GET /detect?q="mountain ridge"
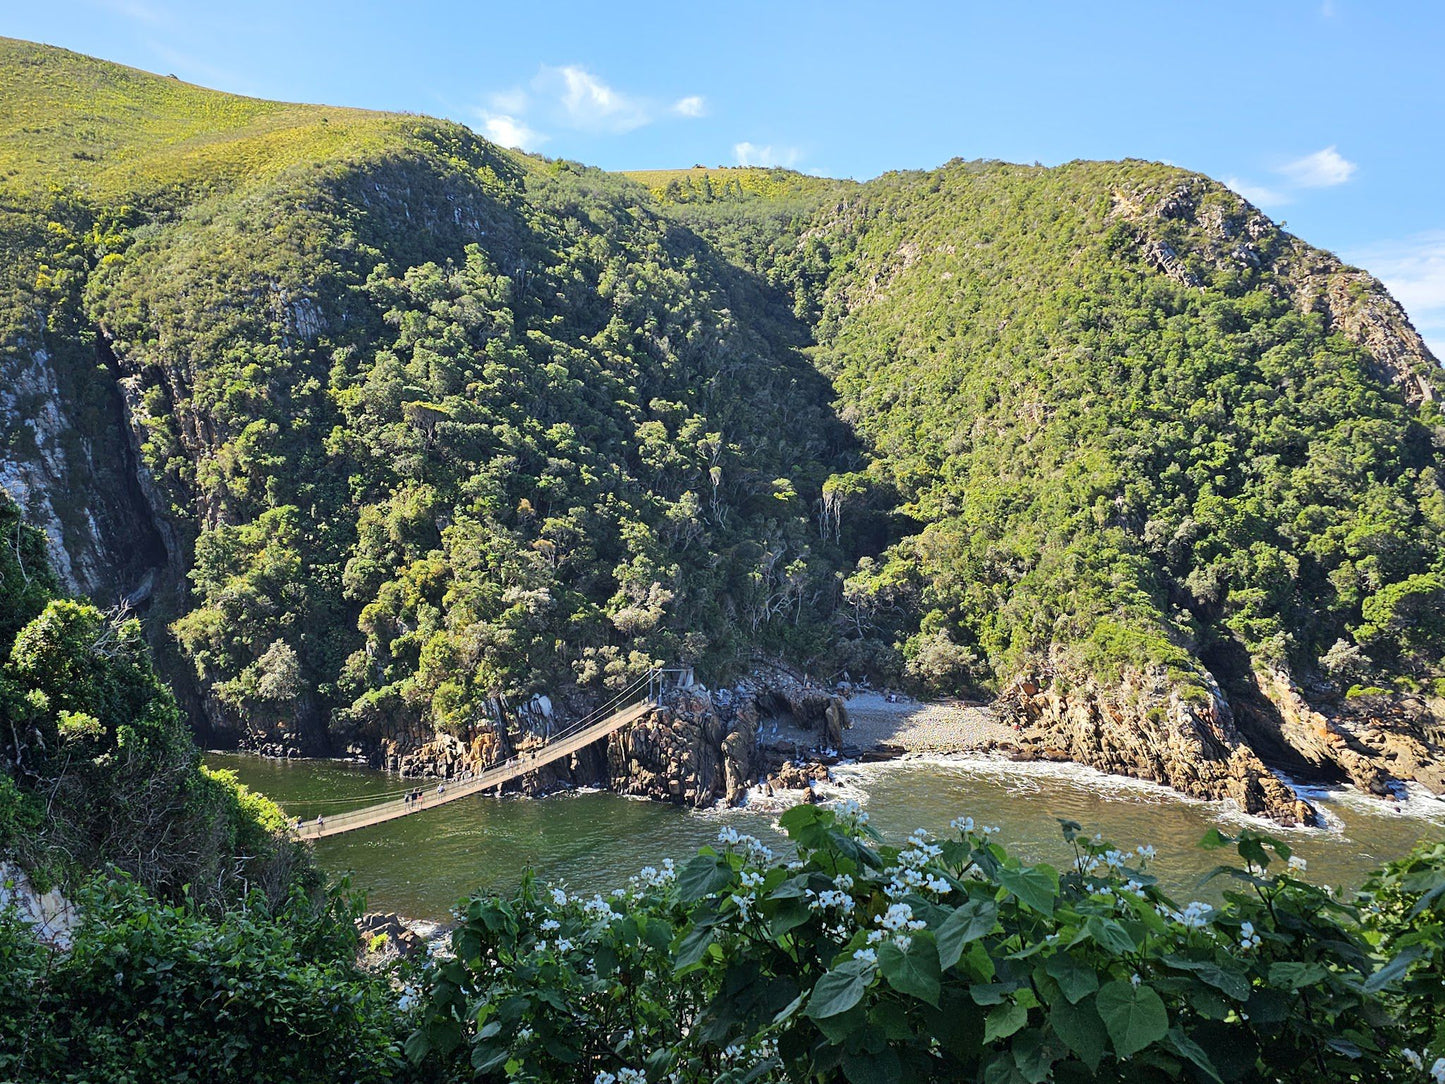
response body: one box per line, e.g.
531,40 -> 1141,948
1,38 -> 1441,822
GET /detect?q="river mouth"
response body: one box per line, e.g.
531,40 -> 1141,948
207,750 -> 1445,925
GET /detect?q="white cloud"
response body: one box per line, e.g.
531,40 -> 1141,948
536,65 -> 651,133
1224,176 -> 1292,208
474,67 -> 700,147
1277,145 -> 1356,188
1348,231 -> 1445,360
734,141 -> 802,168
479,113 -> 547,151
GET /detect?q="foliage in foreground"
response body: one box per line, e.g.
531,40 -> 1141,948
409,807 -> 1445,1083
0,875 -> 408,1084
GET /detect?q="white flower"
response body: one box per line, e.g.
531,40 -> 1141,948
1104,849 -> 1126,870
1130,973 -> 1141,987
1429,1056 -> 1445,1083
866,929 -> 886,944
595,1073 -> 617,1084
717,826 -> 741,846
982,825 -> 1000,836
616,1070 -> 646,1084
853,947 -> 878,965
1288,855 -> 1308,872
556,938 -> 574,953
1402,1049 -> 1424,1071
730,893 -> 753,919
834,873 -> 854,891
518,1027 -> 534,1041
551,888 -> 569,908
923,874 -> 952,895
741,870 -> 765,889
951,816 -> 975,833
1123,879 -> 1147,898
878,902 -> 915,931
1238,920 -> 1261,950
584,894 -> 613,919
1136,844 -> 1156,861
1176,901 -> 1212,929
893,934 -> 913,951
540,918 -> 561,932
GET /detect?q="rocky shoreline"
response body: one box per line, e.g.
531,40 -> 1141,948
243,661 -> 1443,830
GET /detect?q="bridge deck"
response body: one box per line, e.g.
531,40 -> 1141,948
294,699 -> 653,839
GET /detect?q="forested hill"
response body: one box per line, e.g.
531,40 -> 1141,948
2,38 -> 1442,821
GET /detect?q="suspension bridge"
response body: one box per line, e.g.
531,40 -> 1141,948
293,669 -> 681,839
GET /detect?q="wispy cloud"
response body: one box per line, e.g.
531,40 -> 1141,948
1225,145 -> 1357,212
1224,176 -> 1291,209
1278,145 -> 1356,188
1347,231 -> 1445,360
538,65 -> 652,133
474,66 -> 702,150
478,113 -> 547,151
733,142 -> 802,168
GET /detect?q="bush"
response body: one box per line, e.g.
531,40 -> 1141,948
410,806 -> 1445,1083
0,874 -> 411,1084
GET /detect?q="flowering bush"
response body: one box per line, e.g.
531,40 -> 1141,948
408,806 -> 1445,1083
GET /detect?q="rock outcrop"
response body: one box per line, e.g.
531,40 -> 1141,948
1002,665 -> 1317,826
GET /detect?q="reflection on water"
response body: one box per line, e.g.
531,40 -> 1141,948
207,751 -> 1445,924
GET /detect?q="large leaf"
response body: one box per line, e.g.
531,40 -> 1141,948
1266,961 -> 1330,991
1164,1026 -> 1224,1084
1044,953 -> 1099,1005
1083,915 -> 1136,955
937,899 -> 999,969
1049,997 -> 1105,1072
675,853 -> 733,902
983,1000 -> 1028,1044
1096,979 -> 1168,1059
1361,945 -> 1428,993
1161,955 -> 1250,1001
806,959 -> 874,1020
995,865 -> 1059,916
879,937 -> 942,1006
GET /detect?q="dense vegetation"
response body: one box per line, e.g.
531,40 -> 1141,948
0,493 -> 304,904
1,37 -> 1442,774
403,809 -> 1445,1083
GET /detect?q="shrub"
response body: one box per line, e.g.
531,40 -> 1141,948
410,806 -> 1445,1083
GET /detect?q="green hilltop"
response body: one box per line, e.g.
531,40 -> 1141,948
0,37 -> 1441,820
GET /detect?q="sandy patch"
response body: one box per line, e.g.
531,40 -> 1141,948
758,691 -> 1014,757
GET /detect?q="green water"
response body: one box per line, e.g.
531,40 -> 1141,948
207,752 -> 1445,924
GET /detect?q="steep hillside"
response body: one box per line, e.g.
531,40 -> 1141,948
1,40 -> 1441,821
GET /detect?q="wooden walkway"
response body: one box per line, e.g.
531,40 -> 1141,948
294,698 -> 654,839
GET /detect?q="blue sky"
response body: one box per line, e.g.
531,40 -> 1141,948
4,0 -> 1443,355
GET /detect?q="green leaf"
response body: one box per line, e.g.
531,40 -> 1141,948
675,853 -> 732,902
806,960 -> 873,1020
937,899 -> 998,969
1096,979 -> 1168,1059
983,1000 -> 1028,1044
1267,961 -> 1330,991
995,864 -> 1059,916
1044,953 -> 1099,1004
1360,945 -> 1427,993
1161,955 -> 1250,1001
879,937 -> 941,1006
1083,915 -> 1136,954
673,921 -> 716,971
1164,1026 -> 1223,1083
1049,997 -> 1105,1072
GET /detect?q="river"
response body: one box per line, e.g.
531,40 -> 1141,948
205,751 -> 1445,924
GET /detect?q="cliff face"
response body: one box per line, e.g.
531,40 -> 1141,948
1002,665 -> 1317,826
